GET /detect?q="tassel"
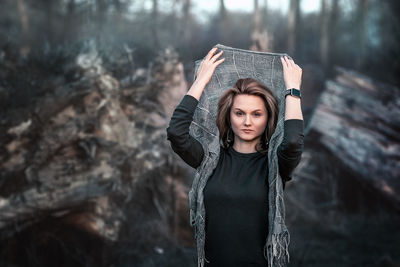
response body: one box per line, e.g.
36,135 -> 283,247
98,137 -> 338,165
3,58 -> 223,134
264,231 -> 290,267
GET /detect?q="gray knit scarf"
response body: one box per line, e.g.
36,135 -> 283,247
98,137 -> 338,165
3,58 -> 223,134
188,44 -> 290,267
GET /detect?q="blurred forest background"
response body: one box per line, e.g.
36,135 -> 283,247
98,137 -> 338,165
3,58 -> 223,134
0,0 -> 399,267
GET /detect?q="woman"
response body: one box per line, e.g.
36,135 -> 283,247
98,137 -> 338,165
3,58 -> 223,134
166,47 -> 304,267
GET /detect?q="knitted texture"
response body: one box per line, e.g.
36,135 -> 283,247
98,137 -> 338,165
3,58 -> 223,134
188,44 -> 291,267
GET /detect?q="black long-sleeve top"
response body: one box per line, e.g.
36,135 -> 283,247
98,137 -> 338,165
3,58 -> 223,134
166,94 -> 304,267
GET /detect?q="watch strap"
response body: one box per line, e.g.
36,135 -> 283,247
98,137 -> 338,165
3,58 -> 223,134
284,88 -> 301,98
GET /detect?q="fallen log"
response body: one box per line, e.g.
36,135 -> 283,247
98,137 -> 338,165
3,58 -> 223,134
286,66 -> 400,228
0,43 -> 192,255
307,66 -> 400,201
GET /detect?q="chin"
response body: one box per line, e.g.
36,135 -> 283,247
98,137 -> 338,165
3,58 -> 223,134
237,134 -> 261,142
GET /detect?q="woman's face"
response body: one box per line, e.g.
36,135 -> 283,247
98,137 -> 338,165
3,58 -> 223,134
230,94 -> 268,147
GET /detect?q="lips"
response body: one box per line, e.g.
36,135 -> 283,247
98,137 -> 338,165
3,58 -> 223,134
242,129 -> 253,133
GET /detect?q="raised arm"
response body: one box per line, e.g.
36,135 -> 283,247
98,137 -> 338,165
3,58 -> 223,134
166,47 -> 225,169
167,95 -> 204,168
278,56 -> 305,188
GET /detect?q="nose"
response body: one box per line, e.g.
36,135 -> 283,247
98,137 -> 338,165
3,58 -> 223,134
244,115 -> 251,126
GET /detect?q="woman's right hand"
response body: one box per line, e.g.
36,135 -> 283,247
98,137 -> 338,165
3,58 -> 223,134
195,47 -> 225,86
187,47 -> 225,100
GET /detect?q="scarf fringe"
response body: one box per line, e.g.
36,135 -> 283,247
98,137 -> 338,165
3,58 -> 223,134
196,233 -> 209,267
194,215 -> 209,267
264,230 -> 290,267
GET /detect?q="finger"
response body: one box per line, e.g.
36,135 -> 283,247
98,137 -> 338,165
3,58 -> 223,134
215,57 -> 225,65
286,56 -> 296,67
280,56 -> 289,68
282,56 -> 289,67
206,47 -> 218,60
284,56 -> 292,67
285,56 -> 295,69
288,56 -> 298,69
210,50 -> 224,62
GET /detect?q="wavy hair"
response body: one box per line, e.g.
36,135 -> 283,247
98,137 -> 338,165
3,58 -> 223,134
216,78 -> 279,154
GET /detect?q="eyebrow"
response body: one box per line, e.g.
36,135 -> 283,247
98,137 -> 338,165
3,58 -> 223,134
233,108 -> 263,112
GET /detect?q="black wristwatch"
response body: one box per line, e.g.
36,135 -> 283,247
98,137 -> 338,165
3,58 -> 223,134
284,88 -> 301,99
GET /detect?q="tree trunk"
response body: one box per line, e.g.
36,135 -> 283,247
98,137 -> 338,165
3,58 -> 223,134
44,0 -> 55,44
263,0 -> 268,22
328,0 -> 339,76
355,0 -> 369,69
250,0 -> 272,52
320,0 -> 339,74
181,0 -> 191,43
152,0 -> 160,49
319,0 -> 329,69
219,0 -> 228,41
95,0 -> 107,42
287,0 -> 300,56
220,0 -> 227,20
16,0 -> 30,58
63,0 -> 76,42
17,0 -> 29,33
113,0 -> 121,13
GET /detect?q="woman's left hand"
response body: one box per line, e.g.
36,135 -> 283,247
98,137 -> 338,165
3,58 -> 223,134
280,56 -> 302,90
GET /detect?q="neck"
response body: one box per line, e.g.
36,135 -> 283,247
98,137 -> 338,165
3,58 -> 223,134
232,139 -> 259,153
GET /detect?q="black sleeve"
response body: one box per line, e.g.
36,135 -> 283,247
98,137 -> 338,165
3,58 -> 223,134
277,119 -> 304,188
166,94 -> 205,169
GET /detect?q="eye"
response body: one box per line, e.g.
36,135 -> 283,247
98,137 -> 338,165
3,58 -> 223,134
236,111 -> 244,116
254,113 -> 262,117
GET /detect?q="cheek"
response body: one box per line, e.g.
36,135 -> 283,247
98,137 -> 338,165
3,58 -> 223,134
256,118 -> 268,132
229,113 -> 241,130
